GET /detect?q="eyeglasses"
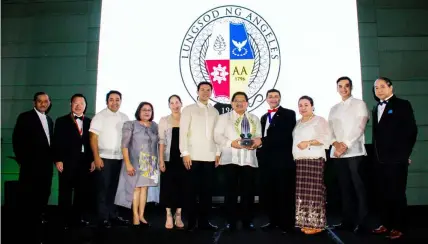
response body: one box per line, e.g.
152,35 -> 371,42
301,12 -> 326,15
142,109 -> 152,112
233,100 -> 247,104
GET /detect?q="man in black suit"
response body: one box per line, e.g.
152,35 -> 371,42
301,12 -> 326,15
257,89 -> 297,233
12,92 -> 54,226
52,94 -> 95,229
371,77 -> 418,240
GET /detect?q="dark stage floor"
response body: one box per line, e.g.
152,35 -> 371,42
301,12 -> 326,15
2,204 -> 428,244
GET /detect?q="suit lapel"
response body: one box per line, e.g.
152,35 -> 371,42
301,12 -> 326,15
267,106 -> 282,131
372,106 -> 378,126
31,109 -> 50,145
83,116 -> 90,136
261,113 -> 267,137
48,116 -> 54,144
378,96 -> 395,125
69,113 -> 80,137
70,113 -> 87,137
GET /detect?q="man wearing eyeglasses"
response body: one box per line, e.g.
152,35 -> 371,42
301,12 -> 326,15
214,91 -> 262,231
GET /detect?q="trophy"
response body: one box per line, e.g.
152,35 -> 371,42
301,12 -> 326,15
239,115 -> 254,147
240,133 -> 254,146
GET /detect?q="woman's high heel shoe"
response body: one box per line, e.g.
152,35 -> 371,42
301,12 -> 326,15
132,216 -> 140,228
174,213 -> 185,229
140,218 -> 151,227
165,213 -> 174,229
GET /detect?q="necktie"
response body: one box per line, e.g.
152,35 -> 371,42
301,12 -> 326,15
74,116 -> 82,120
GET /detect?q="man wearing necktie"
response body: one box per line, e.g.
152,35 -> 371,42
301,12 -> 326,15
52,94 -> 95,229
257,89 -> 297,233
371,77 -> 418,240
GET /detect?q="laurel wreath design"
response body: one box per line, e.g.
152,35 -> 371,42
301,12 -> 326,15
248,34 -> 260,86
200,35 -> 210,83
199,32 -> 261,87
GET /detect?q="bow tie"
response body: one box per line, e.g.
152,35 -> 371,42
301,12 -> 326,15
378,100 -> 388,106
268,108 -> 278,113
74,116 -> 83,120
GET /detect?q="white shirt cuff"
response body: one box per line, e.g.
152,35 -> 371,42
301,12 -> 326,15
181,151 -> 190,157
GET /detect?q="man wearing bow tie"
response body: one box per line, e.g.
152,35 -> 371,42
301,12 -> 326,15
371,77 -> 418,240
257,89 -> 297,233
52,94 -> 95,229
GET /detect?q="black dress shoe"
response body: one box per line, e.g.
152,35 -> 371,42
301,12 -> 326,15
79,219 -> 90,226
111,216 -> 129,226
242,222 -> 256,231
327,222 -> 343,228
354,225 -> 370,234
186,223 -> 197,232
334,223 -> 354,231
199,222 -> 218,231
225,223 -> 237,231
280,227 -> 296,235
100,220 -> 112,228
62,223 -> 70,230
260,223 -> 277,231
40,216 -> 48,225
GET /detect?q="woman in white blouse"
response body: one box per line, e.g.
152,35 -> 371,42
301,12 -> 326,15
292,96 -> 330,235
214,92 -> 262,231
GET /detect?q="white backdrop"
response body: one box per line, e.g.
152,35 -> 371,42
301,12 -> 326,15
95,0 -> 362,121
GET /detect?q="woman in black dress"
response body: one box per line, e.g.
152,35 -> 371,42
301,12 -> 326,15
158,95 -> 187,229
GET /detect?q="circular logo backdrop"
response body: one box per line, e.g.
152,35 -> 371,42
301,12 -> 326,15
179,5 -> 281,113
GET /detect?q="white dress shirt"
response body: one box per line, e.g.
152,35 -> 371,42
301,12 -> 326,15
328,96 -> 369,158
89,108 -> 130,159
378,94 -> 394,122
73,113 -> 83,133
74,113 -> 84,152
179,101 -> 220,161
292,115 -> 331,160
214,111 -> 262,167
34,108 -> 50,145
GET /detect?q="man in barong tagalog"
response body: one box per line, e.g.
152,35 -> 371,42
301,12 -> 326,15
89,90 -> 130,228
214,91 -> 262,231
180,82 -> 221,231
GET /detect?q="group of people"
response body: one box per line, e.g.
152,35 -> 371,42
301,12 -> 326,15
12,76 -> 417,240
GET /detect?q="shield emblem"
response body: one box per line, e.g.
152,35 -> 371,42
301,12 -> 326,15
204,22 -> 255,102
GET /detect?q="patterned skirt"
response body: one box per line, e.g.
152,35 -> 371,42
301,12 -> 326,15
295,158 -> 326,229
